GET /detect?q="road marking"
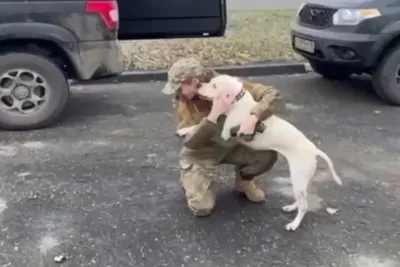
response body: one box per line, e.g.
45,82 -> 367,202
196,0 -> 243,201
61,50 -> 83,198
285,103 -> 303,110
39,234 -> 60,254
22,141 -> 47,149
0,198 -> 7,214
0,145 -> 17,157
350,255 -> 399,267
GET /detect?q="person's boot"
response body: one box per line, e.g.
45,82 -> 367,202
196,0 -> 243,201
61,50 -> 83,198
234,178 -> 266,202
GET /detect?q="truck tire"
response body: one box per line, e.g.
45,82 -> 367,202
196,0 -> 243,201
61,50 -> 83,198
372,43 -> 400,105
309,60 -> 353,80
0,52 -> 69,130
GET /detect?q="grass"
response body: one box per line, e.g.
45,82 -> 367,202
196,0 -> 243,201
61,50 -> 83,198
120,9 -> 303,70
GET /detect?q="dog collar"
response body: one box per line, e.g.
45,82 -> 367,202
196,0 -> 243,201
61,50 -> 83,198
235,87 -> 246,101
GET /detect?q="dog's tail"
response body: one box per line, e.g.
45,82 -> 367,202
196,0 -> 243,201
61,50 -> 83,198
316,149 -> 343,186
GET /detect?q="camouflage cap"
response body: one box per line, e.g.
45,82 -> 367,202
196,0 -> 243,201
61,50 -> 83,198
162,58 -> 206,95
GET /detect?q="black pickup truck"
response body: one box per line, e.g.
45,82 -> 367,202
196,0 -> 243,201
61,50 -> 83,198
0,0 -> 227,130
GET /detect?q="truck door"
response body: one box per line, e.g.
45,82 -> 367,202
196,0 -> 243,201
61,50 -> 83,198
117,0 -> 227,40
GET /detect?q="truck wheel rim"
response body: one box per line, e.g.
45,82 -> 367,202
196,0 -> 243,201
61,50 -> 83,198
0,69 -> 48,114
397,68 -> 400,85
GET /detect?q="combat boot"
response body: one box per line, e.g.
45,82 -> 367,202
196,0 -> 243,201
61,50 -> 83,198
234,178 -> 266,202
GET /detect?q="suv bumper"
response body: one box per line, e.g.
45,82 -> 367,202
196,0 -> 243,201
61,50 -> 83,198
290,22 -> 382,69
64,40 -> 125,81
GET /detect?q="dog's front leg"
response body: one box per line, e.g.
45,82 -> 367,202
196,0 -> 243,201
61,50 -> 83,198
221,113 -> 242,141
220,126 -> 231,141
176,125 -> 197,137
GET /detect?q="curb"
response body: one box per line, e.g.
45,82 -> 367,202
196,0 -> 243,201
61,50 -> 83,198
75,62 -> 312,85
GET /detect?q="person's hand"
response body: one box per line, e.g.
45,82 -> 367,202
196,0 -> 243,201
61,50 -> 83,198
237,114 -> 258,136
207,93 -> 235,123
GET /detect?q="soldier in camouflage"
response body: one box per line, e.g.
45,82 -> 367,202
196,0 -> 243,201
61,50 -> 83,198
162,58 -> 284,217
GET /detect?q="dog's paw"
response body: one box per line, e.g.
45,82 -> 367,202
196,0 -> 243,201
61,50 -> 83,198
282,203 -> 297,213
285,221 -> 300,232
176,129 -> 187,137
176,127 -> 194,137
220,130 -> 231,141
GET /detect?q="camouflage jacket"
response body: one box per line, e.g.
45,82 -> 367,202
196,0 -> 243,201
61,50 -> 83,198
174,72 -> 284,164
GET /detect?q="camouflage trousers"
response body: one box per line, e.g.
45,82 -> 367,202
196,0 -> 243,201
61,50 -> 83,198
179,145 -> 278,216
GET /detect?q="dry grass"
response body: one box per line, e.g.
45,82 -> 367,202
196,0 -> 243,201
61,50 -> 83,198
120,9 -> 303,70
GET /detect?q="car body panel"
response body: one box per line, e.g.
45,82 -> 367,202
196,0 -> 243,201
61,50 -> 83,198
0,0 -> 227,80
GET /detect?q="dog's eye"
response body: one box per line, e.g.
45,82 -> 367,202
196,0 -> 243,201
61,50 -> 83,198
212,83 -> 216,89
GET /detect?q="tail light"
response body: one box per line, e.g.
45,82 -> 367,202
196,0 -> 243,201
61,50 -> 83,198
85,0 -> 119,30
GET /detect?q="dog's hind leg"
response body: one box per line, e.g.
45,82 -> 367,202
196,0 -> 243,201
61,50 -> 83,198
284,156 -> 317,231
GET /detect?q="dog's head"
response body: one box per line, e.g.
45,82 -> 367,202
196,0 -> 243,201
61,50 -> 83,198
197,75 -> 243,100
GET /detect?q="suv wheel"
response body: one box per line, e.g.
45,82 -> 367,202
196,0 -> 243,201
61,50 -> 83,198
309,60 -> 353,80
0,52 -> 69,130
372,43 -> 400,105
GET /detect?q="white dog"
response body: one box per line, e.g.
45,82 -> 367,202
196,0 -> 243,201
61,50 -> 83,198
177,74 -> 343,231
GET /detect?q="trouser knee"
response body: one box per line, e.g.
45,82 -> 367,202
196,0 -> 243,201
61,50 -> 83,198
180,161 -> 217,216
186,189 -> 216,216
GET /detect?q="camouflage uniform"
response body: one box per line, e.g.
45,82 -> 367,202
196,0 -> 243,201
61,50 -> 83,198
162,58 -> 283,216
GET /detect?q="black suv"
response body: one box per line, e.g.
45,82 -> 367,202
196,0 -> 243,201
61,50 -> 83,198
290,0 -> 400,105
0,0 -> 226,130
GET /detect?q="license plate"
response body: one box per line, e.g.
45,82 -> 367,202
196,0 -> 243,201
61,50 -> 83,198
294,37 -> 315,54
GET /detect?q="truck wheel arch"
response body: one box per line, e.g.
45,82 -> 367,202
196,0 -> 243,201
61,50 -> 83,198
371,21 -> 400,68
0,22 -> 81,79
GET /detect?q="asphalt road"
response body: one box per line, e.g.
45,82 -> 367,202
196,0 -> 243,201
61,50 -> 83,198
0,73 -> 399,267
227,0 -> 303,10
